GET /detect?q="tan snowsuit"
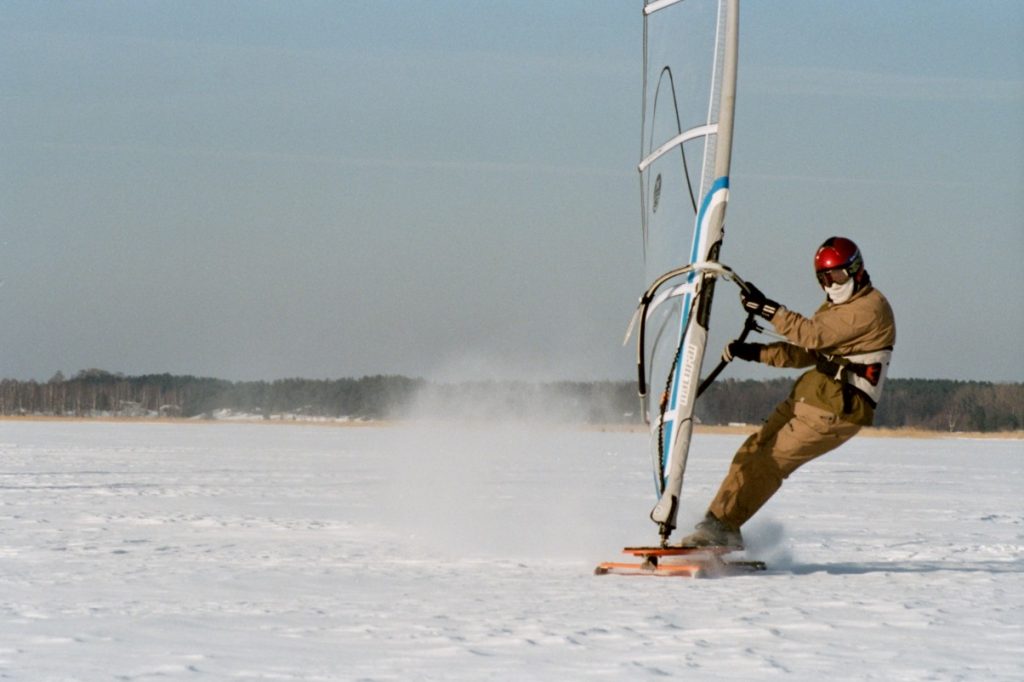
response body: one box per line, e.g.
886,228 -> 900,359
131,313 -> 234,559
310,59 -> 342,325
708,284 -> 896,528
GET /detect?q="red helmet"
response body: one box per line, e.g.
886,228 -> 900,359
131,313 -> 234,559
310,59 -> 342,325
814,236 -> 864,275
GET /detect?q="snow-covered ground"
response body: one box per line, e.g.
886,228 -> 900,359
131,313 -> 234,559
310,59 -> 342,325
0,420 -> 1021,680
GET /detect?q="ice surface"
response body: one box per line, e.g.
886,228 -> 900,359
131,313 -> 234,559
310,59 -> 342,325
0,420 -> 1021,680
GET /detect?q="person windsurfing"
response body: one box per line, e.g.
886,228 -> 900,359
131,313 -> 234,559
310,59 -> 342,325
679,236 -> 896,547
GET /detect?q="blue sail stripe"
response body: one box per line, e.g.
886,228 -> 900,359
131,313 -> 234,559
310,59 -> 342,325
661,419 -> 674,489
657,176 -> 731,495
667,175 -> 729,413
691,176 -> 729,264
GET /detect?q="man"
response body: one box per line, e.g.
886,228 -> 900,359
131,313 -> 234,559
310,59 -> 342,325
680,236 -> 896,548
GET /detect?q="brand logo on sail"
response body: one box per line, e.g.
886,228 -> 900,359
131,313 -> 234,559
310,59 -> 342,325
678,344 -> 698,407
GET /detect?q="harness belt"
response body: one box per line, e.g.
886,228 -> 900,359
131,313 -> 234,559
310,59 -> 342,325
815,348 -> 893,412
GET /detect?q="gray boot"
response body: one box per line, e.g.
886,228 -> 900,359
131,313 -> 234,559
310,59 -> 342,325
677,512 -> 743,548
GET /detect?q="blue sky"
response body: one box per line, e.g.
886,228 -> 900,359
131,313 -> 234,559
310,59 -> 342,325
2,1 -> 1022,382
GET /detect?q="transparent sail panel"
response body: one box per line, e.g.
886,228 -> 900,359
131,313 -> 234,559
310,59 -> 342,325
639,0 -> 729,496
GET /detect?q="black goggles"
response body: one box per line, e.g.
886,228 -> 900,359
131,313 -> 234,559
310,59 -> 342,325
816,267 -> 851,287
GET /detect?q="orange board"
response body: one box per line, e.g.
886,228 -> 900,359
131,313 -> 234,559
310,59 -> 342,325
595,545 -> 764,578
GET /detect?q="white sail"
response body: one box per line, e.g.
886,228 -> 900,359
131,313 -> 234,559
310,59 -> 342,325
636,0 -> 739,541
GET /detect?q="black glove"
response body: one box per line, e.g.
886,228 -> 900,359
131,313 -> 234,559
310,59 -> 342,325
723,341 -> 763,363
740,282 -> 780,321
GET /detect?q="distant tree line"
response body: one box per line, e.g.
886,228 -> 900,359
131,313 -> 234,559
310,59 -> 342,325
0,370 -> 424,421
0,370 -> 1020,432
696,378 -> 1023,432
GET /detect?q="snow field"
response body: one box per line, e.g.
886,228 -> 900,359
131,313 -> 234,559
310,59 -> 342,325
0,420 -> 1021,680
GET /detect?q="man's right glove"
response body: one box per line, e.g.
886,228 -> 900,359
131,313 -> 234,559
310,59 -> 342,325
723,341 -> 763,363
740,282 -> 780,321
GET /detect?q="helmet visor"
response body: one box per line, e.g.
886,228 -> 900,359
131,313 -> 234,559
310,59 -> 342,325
816,267 -> 851,287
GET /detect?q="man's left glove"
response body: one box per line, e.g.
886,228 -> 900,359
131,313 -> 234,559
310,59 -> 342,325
740,282 -> 780,321
723,341 -> 763,363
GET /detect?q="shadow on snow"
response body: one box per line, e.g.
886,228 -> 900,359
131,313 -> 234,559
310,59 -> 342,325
785,560 -> 1024,576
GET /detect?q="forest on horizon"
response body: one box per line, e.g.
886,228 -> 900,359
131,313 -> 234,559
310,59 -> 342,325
0,369 -> 1021,433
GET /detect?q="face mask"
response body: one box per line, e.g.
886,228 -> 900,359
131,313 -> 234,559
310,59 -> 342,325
825,278 -> 855,304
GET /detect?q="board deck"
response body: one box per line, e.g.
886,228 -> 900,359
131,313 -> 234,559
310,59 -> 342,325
621,545 -> 741,556
595,545 -> 765,578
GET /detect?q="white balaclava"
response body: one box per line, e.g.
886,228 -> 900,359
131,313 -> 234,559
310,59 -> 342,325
825,278 -> 856,304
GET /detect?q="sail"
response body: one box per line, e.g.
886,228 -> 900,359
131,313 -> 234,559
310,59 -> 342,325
636,0 -> 739,541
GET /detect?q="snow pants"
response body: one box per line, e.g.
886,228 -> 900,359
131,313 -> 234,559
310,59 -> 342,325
708,398 -> 862,528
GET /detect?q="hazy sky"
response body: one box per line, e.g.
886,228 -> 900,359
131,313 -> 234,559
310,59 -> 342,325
2,1 -> 1022,383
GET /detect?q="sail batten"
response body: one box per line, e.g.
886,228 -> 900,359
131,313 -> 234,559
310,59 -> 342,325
645,0 -> 687,16
637,123 -> 718,173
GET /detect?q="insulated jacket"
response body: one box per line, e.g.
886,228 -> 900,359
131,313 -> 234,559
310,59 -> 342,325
757,284 -> 896,425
